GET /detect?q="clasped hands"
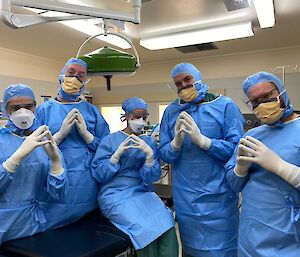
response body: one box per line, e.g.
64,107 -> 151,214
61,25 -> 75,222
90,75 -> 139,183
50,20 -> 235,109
111,134 -> 154,166
171,111 -> 211,150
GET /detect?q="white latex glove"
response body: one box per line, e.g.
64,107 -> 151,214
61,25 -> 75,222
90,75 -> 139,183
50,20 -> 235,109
180,111 -> 211,150
240,136 -> 300,188
171,114 -> 186,150
53,108 -> 77,145
74,111 -> 94,144
130,134 -> 154,166
110,136 -> 133,164
234,138 -> 253,177
3,125 -> 51,173
43,131 -> 63,176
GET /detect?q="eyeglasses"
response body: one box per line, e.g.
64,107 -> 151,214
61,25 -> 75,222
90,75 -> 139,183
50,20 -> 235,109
8,103 -> 36,112
246,88 -> 279,110
174,76 -> 194,92
65,68 -> 88,83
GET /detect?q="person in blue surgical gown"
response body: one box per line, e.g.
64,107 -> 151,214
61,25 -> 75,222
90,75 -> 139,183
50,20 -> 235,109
36,58 -> 109,229
159,63 -> 245,257
92,97 -> 178,257
226,72 -> 300,257
0,84 -> 67,244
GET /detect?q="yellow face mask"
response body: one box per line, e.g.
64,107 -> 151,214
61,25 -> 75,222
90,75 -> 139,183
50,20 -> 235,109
178,87 -> 198,102
254,100 -> 285,124
62,77 -> 83,94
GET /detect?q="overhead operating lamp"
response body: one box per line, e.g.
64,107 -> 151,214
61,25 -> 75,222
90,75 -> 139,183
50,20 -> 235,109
0,0 -> 141,28
252,0 -> 275,28
140,21 -> 254,50
76,29 -> 140,91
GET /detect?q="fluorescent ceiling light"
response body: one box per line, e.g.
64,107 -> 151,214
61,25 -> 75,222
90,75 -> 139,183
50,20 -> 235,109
253,0 -> 275,28
24,8 -> 131,49
140,21 -> 253,50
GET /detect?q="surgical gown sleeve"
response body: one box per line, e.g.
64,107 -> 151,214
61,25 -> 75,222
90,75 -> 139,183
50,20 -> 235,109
46,151 -> 68,200
206,101 -> 245,162
225,137 -> 249,192
0,165 -> 13,192
91,136 -> 122,184
86,107 -> 110,153
139,138 -> 161,184
159,111 -> 182,164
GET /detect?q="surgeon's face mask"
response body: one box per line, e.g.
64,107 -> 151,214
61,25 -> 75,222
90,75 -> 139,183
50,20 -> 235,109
62,76 -> 85,95
253,91 -> 285,124
9,108 -> 35,129
177,81 -> 201,102
128,118 -> 146,134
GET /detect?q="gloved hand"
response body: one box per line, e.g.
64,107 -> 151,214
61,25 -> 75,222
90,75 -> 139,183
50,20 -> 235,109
43,131 -> 63,176
53,108 -> 77,145
180,111 -> 211,150
74,110 -> 94,144
130,134 -> 154,166
3,125 -> 51,173
110,136 -> 133,164
234,138 -> 253,177
239,136 -> 300,188
171,114 -> 186,150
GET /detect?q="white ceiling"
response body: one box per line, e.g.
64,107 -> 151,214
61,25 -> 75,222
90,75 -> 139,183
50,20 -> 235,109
1,0 -> 300,64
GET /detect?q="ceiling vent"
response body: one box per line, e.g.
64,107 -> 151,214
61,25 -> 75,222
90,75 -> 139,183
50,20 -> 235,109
223,0 -> 249,11
175,43 -> 217,53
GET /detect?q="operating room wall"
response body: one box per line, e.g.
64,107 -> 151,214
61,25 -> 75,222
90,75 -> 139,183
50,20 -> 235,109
0,74 -> 59,106
91,72 -> 300,125
90,46 -> 300,124
1,45 -> 300,124
0,47 -> 62,105
0,47 -> 62,83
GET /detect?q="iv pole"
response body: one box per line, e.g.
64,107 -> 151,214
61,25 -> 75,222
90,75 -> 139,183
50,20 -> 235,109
272,65 -> 298,85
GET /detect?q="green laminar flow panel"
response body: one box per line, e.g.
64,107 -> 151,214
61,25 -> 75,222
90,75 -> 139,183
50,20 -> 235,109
78,47 -> 137,74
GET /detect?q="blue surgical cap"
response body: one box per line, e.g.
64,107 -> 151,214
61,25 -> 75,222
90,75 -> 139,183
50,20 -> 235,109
58,58 -> 88,84
243,71 -> 293,119
3,84 -> 36,109
122,97 -> 147,113
171,63 -> 202,82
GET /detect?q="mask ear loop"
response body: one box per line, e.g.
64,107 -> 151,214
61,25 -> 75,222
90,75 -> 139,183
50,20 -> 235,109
276,89 -> 287,109
58,74 -> 65,85
83,78 -> 91,86
120,113 -> 126,122
277,89 -> 286,100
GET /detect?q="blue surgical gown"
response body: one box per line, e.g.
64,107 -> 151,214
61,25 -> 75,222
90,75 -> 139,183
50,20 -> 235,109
36,99 -> 109,229
226,118 -> 300,257
159,95 -> 245,257
0,126 -> 67,244
91,131 -> 175,250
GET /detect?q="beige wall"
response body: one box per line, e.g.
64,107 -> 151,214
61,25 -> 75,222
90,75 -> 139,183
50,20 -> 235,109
1,45 -> 300,119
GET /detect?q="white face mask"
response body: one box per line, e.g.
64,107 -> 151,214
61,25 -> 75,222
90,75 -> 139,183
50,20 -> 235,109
9,108 -> 35,129
128,118 -> 146,133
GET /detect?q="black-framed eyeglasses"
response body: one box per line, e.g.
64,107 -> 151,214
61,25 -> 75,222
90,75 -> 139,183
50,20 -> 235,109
65,68 -> 88,83
246,88 -> 278,110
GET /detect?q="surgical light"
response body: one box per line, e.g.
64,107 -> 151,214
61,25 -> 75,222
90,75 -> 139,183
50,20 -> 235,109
140,21 -> 254,50
253,0 -> 275,28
